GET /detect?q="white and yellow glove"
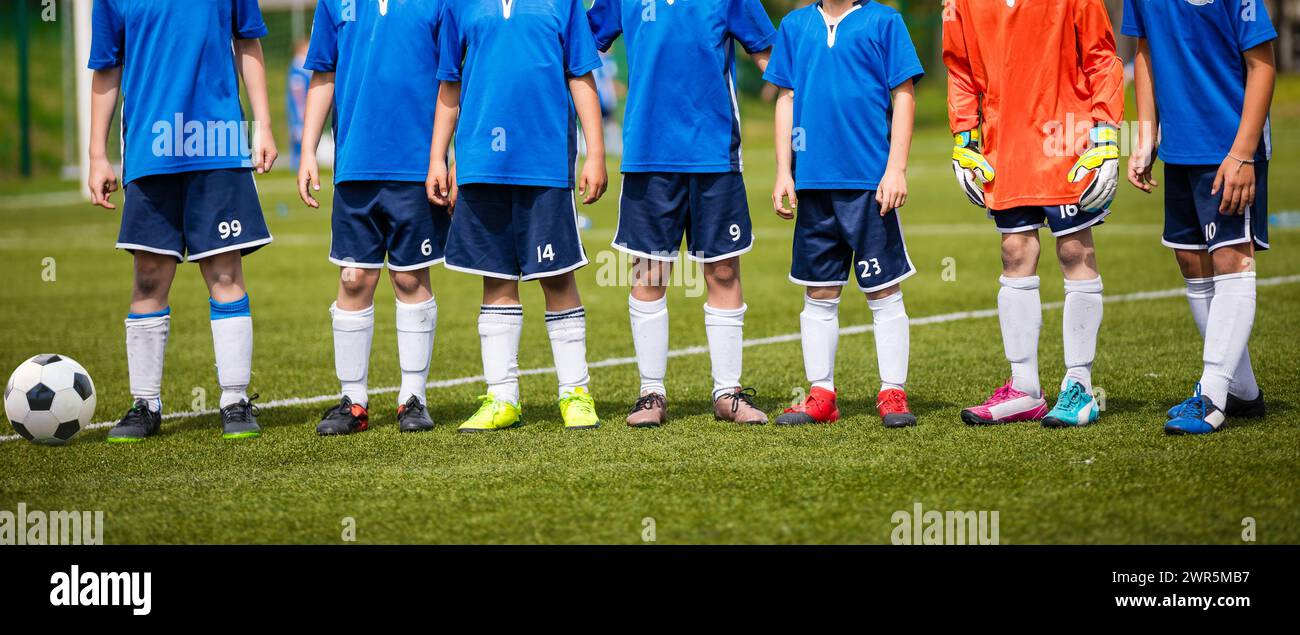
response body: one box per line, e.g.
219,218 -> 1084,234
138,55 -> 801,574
951,129 -> 994,208
1068,124 -> 1120,212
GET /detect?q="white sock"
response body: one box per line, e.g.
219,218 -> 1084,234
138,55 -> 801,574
999,275 -> 1042,398
1061,277 -> 1103,392
479,305 -> 523,405
1186,276 -> 1260,400
800,294 -> 840,391
868,291 -> 909,391
1199,272 -> 1257,409
125,309 -> 170,412
210,295 -> 253,408
395,297 -> 437,406
703,303 -> 745,399
546,306 -> 590,397
628,295 -> 668,397
331,303 -> 374,407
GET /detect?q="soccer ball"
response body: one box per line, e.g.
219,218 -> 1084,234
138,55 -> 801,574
4,354 -> 96,445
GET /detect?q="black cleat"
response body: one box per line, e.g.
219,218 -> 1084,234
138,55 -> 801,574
317,396 -> 369,436
1226,389 -> 1266,418
221,394 -> 262,440
396,395 -> 435,432
106,399 -> 162,443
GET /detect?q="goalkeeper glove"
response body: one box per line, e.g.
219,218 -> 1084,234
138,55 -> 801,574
952,129 -> 994,208
1068,123 -> 1120,212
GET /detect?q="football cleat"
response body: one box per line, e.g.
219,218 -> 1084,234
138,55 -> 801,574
106,399 -> 162,443
626,392 -> 667,428
1165,387 -> 1226,435
1168,388 -> 1266,420
714,387 -> 768,425
220,394 -> 262,440
396,395 -> 435,432
775,386 -> 839,425
877,388 -> 917,428
559,387 -> 600,430
317,396 -> 369,436
1041,380 -> 1099,428
961,380 -> 1048,425
458,393 -> 522,433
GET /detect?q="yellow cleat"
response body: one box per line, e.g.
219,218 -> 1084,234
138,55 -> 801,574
457,394 -> 522,433
559,387 -> 600,430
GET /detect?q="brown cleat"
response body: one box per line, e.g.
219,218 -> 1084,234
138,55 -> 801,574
714,387 -> 768,425
626,392 -> 667,428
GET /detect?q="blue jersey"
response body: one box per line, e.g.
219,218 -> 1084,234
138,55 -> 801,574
88,0 -> 268,183
306,0 -> 445,183
763,2 -> 923,191
587,0 -> 776,173
1122,0 -> 1276,165
438,0 -> 603,188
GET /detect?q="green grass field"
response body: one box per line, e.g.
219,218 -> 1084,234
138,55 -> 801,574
2,75 -> 1299,544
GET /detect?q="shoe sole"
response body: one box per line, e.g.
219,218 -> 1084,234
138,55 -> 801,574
399,425 -> 435,433
106,437 -> 146,444
222,431 -> 261,440
882,416 -> 917,429
961,410 -> 1045,426
716,416 -> 767,425
626,420 -> 663,428
1041,415 -> 1096,429
457,420 -> 523,434
565,422 -> 601,430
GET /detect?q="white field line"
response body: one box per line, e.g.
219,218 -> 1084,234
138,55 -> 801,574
4,274 -> 1298,442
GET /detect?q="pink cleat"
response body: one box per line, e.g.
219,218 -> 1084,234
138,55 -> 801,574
961,380 -> 1048,425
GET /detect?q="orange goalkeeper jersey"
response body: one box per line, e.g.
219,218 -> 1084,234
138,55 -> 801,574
942,0 -> 1124,210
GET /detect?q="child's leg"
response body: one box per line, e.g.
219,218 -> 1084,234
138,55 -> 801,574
866,284 -> 907,391
199,251 -> 257,408
801,286 -> 842,390
999,231 -> 1043,398
1055,228 -> 1103,392
126,251 -> 178,412
539,271 -> 589,397
1200,245 -> 1257,410
390,268 -> 436,407
480,277 -> 523,404
629,257 -> 670,398
332,267 -> 382,407
1176,249 -> 1259,400
702,256 -> 745,399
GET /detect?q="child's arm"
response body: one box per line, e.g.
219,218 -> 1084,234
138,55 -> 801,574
234,38 -> 278,174
297,72 -> 335,208
1215,41 -> 1275,216
88,68 -> 122,209
877,79 -> 914,215
1128,38 -> 1158,193
771,87 -> 796,220
749,49 -> 770,74
569,72 -> 607,204
427,80 -> 461,207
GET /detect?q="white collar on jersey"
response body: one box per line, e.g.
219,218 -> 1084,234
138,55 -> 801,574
815,1 -> 864,48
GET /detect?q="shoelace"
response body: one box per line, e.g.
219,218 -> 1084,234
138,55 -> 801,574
878,390 -> 907,413
1060,384 -> 1085,411
323,396 -> 355,419
629,393 -> 664,415
787,390 -> 824,414
562,393 -> 595,416
222,393 -> 260,423
473,394 -> 502,417
718,387 -> 759,415
121,399 -> 151,426
400,395 -> 426,418
989,383 -> 1017,403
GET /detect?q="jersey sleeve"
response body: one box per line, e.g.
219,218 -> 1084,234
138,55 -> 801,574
303,0 -> 339,72
727,0 -> 778,54
941,0 -> 980,133
1233,0 -> 1277,52
587,0 -> 623,53
1119,0 -> 1144,38
761,19 -> 795,90
563,0 -> 603,77
881,12 -> 925,90
437,4 -> 465,82
232,0 -> 269,40
88,0 -> 125,70
1075,0 -> 1125,127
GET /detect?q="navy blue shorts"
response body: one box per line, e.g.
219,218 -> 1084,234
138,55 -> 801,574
330,181 -> 451,271
118,168 -> 271,261
1162,162 -> 1269,252
989,203 -> 1108,237
790,189 -> 916,292
445,184 -> 587,281
614,172 -> 753,262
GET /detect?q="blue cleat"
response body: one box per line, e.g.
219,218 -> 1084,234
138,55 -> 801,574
1041,380 -> 1100,428
1167,388 -> 1265,419
1164,387 -> 1225,435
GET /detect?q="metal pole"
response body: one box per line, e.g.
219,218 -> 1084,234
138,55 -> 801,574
18,0 -> 33,178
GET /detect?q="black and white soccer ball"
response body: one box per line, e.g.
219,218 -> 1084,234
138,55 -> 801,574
4,354 -> 96,445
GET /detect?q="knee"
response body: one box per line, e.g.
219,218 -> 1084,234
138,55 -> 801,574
1212,246 -> 1255,276
706,259 -> 740,287
1175,250 -> 1211,279
806,285 -> 842,301
1000,236 -> 1039,274
390,271 -> 427,298
338,268 -> 374,297
1056,238 -> 1093,270
133,258 -> 171,297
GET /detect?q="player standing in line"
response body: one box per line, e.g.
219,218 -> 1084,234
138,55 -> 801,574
586,0 -> 776,427
1123,0 -> 1275,434
87,0 -> 277,442
944,0 -> 1123,428
765,0 -> 924,428
427,0 -> 608,432
297,0 -> 452,435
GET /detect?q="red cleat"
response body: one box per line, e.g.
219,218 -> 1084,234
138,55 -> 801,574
775,386 -> 840,425
877,388 -> 918,428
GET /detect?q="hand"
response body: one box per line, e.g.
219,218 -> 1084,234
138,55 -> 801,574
1127,140 -> 1159,193
1067,124 -> 1120,212
426,161 -> 451,207
297,154 -> 321,208
772,172 -> 797,220
252,121 -> 278,174
876,168 -> 907,215
577,158 -> 607,204
951,130 -> 994,208
87,156 -> 119,210
1213,156 -> 1256,216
